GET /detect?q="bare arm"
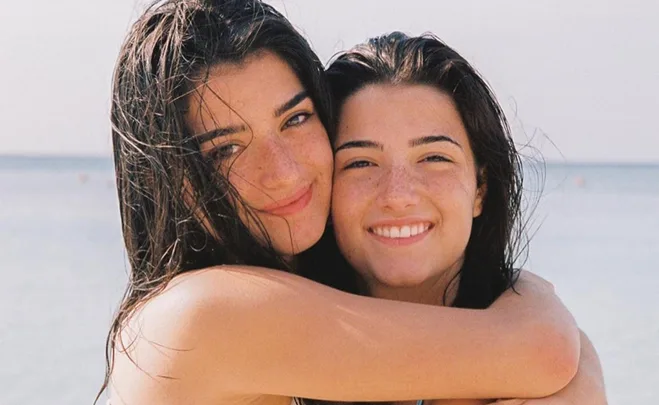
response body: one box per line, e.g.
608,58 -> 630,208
109,267 -> 579,404
492,330 -> 607,405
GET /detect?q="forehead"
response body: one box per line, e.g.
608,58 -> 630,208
185,51 -> 304,131
337,84 -> 469,146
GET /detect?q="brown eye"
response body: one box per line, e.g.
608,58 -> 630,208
344,160 -> 375,170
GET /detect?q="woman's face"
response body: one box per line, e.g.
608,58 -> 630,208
332,84 -> 485,290
185,51 -> 333,256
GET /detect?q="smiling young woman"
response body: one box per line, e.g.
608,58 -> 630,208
321,31 -> 606,404
100,2 -> 584,404
333,84 -> 485,301
185,51 -> 333,255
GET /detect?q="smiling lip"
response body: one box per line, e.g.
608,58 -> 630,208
367,219 -> 435,247
260,184 -> 313,216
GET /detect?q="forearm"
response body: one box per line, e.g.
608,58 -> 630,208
111,267 -> 580,402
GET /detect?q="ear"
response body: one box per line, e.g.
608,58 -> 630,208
473,168 -> 487,218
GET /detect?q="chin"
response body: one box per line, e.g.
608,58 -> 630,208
273,221 -> 326,256
375,276 -> 427,288
368,265 -> 431,288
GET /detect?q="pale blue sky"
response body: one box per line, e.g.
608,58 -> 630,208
1,0 -> 657,162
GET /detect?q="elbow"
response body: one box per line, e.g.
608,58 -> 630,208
530,320 -> 581,396
544,329 -> 580,393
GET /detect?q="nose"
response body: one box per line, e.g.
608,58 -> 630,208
258,136 -> 303,191
377,164 -> 421,212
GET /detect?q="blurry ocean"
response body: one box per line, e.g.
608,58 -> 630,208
0,155 -> 657,404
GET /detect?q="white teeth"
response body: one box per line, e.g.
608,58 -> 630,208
370,223 -> 431,239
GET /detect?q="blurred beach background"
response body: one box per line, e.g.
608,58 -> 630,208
0,0 -> 657,404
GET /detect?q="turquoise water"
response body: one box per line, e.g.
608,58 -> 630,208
0,156 -> 657,404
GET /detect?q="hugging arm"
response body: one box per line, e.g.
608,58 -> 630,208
492,329 -> 607,405
108,267 -> 579,404
557,330 -> 608,404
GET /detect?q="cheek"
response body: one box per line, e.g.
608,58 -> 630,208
428,172 -> 479,223
293,124 -> 333,177
224,160 -> 258,207
331,177 -> 366,238
330,181 -> 350,229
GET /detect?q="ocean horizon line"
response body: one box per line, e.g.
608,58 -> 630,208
1,152 -> 658,168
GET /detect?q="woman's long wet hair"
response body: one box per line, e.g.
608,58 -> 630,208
325,32 -> 526,310
98,0 -> 333,400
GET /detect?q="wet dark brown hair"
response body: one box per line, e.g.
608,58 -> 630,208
326,32 -> 526,309
98,0 -> 332,401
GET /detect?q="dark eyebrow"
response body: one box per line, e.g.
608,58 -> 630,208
195,124 -> 247,144
410,135 -> 462,149
193,91 -> 308,144
274,91 -> 309,118
334,140 -> 384,153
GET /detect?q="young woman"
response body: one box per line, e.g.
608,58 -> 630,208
324,32 -> 606,404
100,1 -> 581,404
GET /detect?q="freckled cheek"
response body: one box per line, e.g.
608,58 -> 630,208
330,182 -> 350,224
427,177 -> 478,223
332,176 -> 374,235
292,128 -> 333,175
222,155 -> 265,208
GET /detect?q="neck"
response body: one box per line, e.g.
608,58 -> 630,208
366,263 -> 462,307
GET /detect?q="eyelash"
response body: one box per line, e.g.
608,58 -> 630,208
205,112 -> 314,163
344,160 -> 374,170
422,154 -> 451,163
343,155 -> 451,170
207,144 -> 241,162
283,111 -> 313,129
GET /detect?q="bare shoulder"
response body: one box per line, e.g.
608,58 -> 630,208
514,269 -> 555,292
110,265 -> 299,402
120,265 -> 323,349
155,265 -> 315,309
133,265 -> 294,328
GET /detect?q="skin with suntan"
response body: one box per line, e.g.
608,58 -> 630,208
107,51 -> 581,405
333,83 -> 522,405
333,84 -> 485,306
186,53 -> 333,256
103,1 -> 607,401
331,82 -> 606,405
